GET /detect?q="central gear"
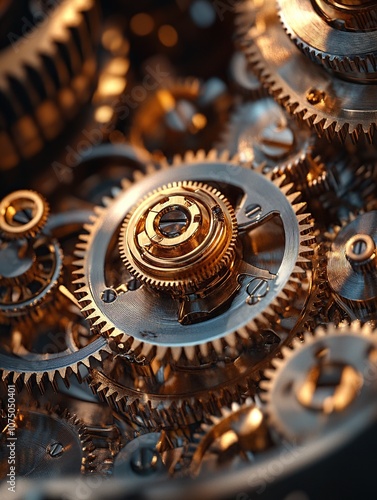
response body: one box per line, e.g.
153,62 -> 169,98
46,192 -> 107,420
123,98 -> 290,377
74,150 -> 313,363
119,181 -> 237,293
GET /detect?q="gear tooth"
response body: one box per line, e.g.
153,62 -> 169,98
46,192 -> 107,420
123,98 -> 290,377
171,346 -> 183,362
121,178 -> 133,190
102,196 -> 113,207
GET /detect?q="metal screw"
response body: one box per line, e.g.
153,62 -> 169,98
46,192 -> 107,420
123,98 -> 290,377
246,278 -> 270,305
130,446 -> 160,475
259,123 -> 294,159
306,88 -> 325,105
47,442 -> 64,458
101,288 -> 117,303
244,203 -> 262,221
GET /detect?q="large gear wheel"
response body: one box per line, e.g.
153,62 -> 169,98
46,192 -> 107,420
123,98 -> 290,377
261,322 -> 377,443
73,149 -> 314,427
238,0 -> 377,143
0,0 -> 100,170
74,149 -> 313,362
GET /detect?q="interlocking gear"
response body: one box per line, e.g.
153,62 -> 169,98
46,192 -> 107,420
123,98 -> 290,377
238,0 -> 377,143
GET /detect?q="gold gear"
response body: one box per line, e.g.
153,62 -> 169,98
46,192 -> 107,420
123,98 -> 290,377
119,181 -> 237,293
0,190 -> 49,240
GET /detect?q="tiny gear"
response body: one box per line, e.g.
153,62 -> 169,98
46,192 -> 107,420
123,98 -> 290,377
327,211 -> 377,319
238,0 -> 377,143
261,322 -> 377,443
0,190 -> 49,240
0,191 -> 62,322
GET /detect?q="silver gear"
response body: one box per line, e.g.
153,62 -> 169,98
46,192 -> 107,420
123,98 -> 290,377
261,321 -> 377,443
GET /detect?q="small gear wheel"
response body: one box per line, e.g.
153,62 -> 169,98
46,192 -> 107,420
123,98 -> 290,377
119,181 -> 238,293
326,211 -> 377,320
0,190 -> 49,240
218,97 -> 335,199
261,322 -> 377,443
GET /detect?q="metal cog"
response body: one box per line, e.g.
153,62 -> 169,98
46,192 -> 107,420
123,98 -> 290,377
73,149 -> 314,364
217,97 -> 335,199
0,0 -> 100,171
278,0 -> 377,81
326,210 -> 377,320
0,403 -> 99,477
0,190 -> 49,240
182,400 -> 272,478
119,180 -> 238,293
238,0 -> 377,143
0,234 -> 63,322
261,321 -> 377,443
0,301 -> 111,391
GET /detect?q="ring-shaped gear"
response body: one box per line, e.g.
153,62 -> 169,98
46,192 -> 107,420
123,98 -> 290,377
0,235 -> 63,322
119,181 -> 238,293
261,321 -> 377,443
73,149 -> 314,365
278,0 -> 377,81
238,0 -> 377,143
0,404 -> 99,477
0,190 -> 49,240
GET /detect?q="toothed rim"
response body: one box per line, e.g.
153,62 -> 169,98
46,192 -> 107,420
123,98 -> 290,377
278,0 -> 377,78
73,148 -> 314,366
118,180 -> 238,292
237,1 -> 377,144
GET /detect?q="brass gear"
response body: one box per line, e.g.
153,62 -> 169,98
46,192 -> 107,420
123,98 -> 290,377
119,181 -> 238,293
0,190 -> 49,240
238,0 -> 377,143
183,400 -> 272,478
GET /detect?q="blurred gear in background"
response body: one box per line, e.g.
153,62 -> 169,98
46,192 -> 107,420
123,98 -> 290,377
0,1 -> 377,499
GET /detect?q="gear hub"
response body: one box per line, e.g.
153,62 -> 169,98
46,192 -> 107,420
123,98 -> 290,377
119,181 -> 237,293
